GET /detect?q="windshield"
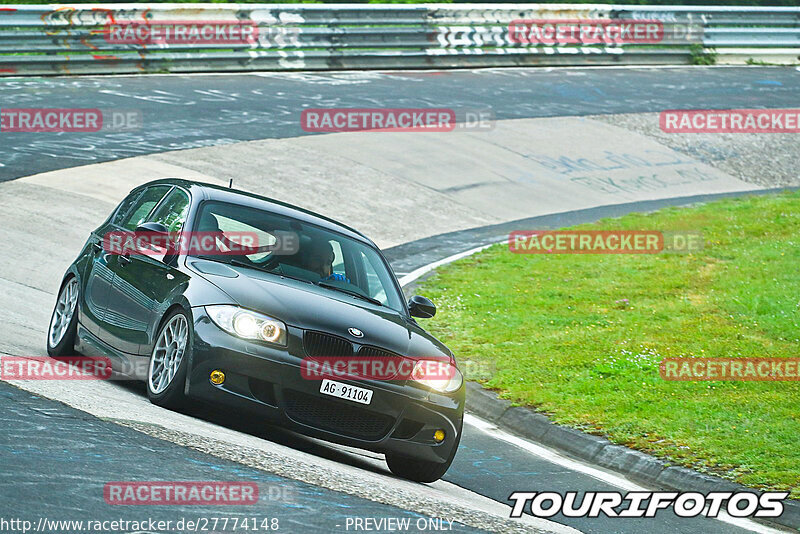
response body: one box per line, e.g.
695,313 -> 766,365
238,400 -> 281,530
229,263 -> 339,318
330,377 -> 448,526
191,200 -> 405,312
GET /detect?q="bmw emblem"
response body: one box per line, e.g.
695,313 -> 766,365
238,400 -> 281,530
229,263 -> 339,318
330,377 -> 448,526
348,327 -> 364,338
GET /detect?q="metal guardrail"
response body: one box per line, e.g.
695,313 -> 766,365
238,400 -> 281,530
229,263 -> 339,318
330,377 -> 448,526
0,4 -> 798,76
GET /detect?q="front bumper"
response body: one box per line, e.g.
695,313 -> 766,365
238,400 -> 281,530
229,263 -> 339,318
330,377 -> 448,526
186,308 -> 464,464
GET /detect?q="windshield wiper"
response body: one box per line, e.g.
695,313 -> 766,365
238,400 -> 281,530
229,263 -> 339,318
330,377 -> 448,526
226,258 -> 271,273
223,259 -> 312,284
317,281 -> 382,306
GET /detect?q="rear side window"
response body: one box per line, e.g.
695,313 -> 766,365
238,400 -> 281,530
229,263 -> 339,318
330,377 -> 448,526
118,185 -> 171,231
148,188 -> 190,234
110,190 -> 143,227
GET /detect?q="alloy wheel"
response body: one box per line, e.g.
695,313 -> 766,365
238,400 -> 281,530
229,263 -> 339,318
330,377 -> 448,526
148,314 -> 189,394
48,278 -> 79,349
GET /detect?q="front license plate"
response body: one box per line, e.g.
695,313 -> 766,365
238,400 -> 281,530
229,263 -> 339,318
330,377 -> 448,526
319,379 -> 373,405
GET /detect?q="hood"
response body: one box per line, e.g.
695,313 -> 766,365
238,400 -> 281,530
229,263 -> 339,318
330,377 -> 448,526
190,259 -> 452,361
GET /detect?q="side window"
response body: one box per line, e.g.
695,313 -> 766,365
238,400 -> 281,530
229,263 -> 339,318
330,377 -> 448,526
110,190 -> 143,227
330,241 -> 346,278
148,189 -> 190,234
119,186 -> 171,231
213,213 -> 277,262
359,251 -> 386,303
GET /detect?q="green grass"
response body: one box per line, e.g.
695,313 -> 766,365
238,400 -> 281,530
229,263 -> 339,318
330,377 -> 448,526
420,191 -> 800,498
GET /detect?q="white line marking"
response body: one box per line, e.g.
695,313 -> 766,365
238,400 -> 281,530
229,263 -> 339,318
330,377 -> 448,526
398,243 -> 495,287
465,416 -> 789,533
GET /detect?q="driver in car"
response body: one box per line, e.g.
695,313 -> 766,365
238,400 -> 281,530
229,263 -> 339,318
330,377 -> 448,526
304,239 -> 350,283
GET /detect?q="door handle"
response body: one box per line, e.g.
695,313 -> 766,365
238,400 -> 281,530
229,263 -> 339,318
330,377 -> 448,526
118,254 -> 132,266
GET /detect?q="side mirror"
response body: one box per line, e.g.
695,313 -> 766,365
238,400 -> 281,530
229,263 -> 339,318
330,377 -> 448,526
134,222 -> 173,261
408,295 -> 436,319
135,221 -> 169,236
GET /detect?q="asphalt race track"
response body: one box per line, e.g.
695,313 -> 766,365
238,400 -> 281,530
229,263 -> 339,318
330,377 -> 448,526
1,66 -> 798,181
0,66 -> 797,534
2,383 -> 489,534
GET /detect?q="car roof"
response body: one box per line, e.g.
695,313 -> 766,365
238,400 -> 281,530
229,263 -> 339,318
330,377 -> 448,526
138,178 -> 375,247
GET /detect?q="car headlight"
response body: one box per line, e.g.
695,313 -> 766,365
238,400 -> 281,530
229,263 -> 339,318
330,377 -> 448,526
205,305 -> 287,346
410,359 -> 463,393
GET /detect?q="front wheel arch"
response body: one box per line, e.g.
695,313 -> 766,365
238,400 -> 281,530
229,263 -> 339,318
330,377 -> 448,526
146,307 -> 193,410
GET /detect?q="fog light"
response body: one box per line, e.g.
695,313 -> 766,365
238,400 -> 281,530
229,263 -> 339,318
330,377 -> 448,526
433,429 -> 446,443
210,370 -> 225,385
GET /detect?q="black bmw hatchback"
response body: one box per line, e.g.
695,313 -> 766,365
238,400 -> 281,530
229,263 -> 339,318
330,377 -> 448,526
46,179 -> 464,482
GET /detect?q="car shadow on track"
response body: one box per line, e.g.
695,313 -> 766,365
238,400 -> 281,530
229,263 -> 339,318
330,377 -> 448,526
111,380 -> 391,477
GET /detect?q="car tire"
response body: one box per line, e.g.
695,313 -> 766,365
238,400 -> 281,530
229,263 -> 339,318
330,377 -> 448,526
47,276 -> 80,357
385,418 -> 463,483
147,309 -> 192,410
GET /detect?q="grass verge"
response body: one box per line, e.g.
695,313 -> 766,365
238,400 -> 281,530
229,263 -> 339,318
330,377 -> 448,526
420,191 -> 800,498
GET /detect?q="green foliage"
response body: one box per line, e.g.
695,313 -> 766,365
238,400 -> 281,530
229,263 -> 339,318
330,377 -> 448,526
689,43 -> 718,65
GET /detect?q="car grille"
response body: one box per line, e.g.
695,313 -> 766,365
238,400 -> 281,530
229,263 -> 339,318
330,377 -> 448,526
283,390 -> 394,441
357,345 -> 406,380
302,331 -> 402,358
303,331 -> 353,357
357,345 -> 398,359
